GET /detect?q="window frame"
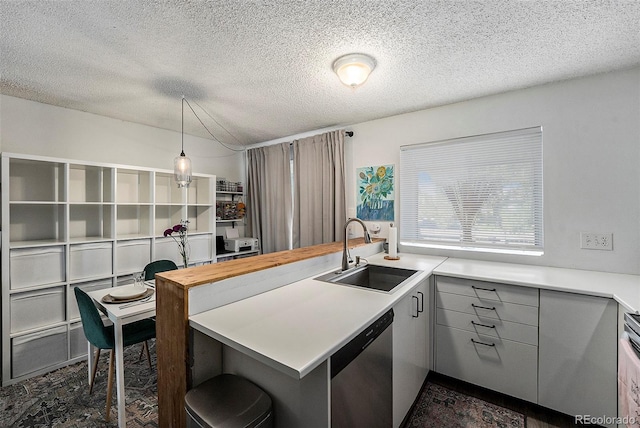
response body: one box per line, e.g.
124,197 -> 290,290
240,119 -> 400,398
399,127 -> 544,256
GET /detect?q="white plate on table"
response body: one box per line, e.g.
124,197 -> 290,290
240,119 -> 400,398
109,286 -> 147,300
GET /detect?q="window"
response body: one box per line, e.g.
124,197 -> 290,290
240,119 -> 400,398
400,127 -> 543,255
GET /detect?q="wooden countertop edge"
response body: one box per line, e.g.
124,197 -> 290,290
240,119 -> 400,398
156,237 -> 384,289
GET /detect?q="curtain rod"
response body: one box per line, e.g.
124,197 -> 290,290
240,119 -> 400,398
284,130 -> 355,147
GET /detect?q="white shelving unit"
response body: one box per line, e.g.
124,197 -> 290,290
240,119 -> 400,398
215,185 -> 260,260
1,152 -> 216,385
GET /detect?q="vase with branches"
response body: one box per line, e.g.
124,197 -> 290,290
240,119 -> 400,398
163,220 -> 190,268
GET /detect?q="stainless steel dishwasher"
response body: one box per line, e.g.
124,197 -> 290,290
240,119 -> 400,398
331,308 -> 393,428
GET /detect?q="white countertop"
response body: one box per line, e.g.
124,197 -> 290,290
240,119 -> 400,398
189,253 -> 640,380
189,253 -> 446,379
434,258 -> 640,312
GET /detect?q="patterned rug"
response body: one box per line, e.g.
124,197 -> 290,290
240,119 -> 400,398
2,345 -> 524,428
0,340 -> 158,427
406,382 -> 526,428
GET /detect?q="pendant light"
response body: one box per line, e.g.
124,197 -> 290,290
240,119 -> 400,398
174,96 -> 192,188
333,53 -> 376,88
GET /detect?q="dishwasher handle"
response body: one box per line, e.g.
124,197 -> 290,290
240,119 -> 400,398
330,308 -> 394,379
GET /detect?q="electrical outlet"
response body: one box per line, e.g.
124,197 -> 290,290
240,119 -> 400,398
580,232 -> 613,250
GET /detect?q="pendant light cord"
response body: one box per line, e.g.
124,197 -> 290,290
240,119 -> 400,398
182,97 -> 245,152
181,97 -> 185,156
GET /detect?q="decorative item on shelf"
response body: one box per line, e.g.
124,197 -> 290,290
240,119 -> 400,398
163,220 -> 190,268
216,179 -> 243,192
236,198 -> 246,218
333,53 -> 376,88
216,178 -> 228,192
216,200 -> 240,220
175,97 -> 193,188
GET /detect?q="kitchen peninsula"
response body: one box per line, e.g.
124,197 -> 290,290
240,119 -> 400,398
154,238 -> 388,428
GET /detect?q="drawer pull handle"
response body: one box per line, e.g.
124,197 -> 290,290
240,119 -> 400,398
472,285 -> 497,292
471,303 -> 496,311
471,338 -> 496,347
411,295 -> 419,318
417,291 -> 424,313
471,320 -> 496,329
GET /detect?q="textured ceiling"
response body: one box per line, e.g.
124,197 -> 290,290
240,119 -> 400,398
1,1 -> 639,146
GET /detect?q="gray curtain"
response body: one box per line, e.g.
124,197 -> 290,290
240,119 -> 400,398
247,142 -> 293,253
292,130 -> 346,248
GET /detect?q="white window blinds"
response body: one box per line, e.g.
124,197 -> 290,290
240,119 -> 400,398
400,127 -> 543,254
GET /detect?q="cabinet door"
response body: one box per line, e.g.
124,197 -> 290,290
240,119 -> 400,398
539,290 -> 617,422
415,280 -> 429,379
392,279 -> 428,428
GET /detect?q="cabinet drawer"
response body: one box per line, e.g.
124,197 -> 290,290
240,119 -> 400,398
70,242 -> 113,280
69,322 -> 87,358
189,234 -> 212,262
436,292 -> 539,326
69,279 -> 112,320
116,239 -> 151,274
435,324 -> 537,403
436,307 -> 538,346
11,287 -> 66,333
10,246 -> 65,289
436,276 -> 539,307
12,326 -> 68,378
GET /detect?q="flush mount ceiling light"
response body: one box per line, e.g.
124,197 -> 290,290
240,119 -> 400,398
333,53 -> 376,88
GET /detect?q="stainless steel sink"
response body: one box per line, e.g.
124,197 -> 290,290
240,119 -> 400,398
315,264 -> 419,293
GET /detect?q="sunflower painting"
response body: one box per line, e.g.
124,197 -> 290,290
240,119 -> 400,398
356,164 -> 395,221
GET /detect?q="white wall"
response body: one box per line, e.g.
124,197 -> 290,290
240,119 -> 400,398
344,67 -> 639,275
4,67 -> 638,274
0,95 -> 245,181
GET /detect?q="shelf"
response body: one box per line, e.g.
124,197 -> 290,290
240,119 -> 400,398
115,202 -> 153,206
117,205 -> 152,237
155,205 -> 184,236
189,176 -> 213,205
9,200 -> 66,205
116,168 -> 152,203
9,158 -> 65,202
2,153 -> 216,384
9,239 -> 66,249
216,249 -> 259,259
155,172 -> 185,205
116,233 -> 153,241
10,204 -> 65,243
69,164 -> 113,203
216,191 -> 244,196
69,236 -> 114,244
70,204 -> 113,240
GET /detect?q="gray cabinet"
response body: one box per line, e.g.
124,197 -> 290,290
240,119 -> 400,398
538,289 -> 617,425
435,275 -> 619,423
435,276 -> 539,403
392,278 -> 429,427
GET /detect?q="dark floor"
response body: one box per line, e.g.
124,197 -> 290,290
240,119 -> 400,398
407,372 -> 589,428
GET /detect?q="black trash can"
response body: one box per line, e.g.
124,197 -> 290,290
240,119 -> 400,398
185,374 -> 273,428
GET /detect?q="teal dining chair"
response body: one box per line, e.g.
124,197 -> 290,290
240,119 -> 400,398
143,259 -> 178,281
139,260 -> 176,360
74,287 -> 156,422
